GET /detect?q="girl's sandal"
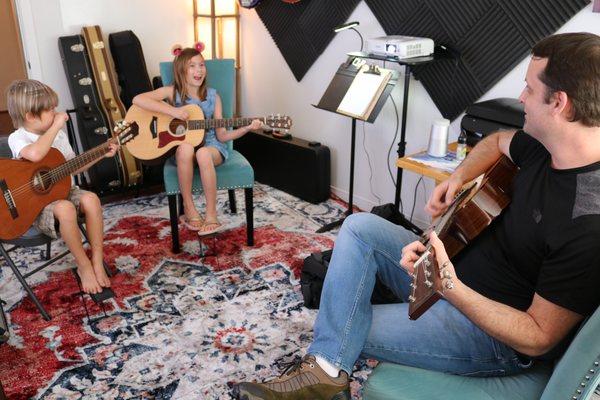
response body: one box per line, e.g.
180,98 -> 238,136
197,220 -> 222,236
179,215 -> 204,231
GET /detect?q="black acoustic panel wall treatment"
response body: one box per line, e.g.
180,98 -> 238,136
365,0 -> 590,120
255,0 -> 361,81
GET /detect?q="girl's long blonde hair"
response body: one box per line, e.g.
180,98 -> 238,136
171,48 -> 207,105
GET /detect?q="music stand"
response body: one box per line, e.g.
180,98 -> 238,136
314,56 -> 398,232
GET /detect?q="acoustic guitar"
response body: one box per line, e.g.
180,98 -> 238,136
407,156 -> 518,320
0,122 -> 139,241
124,104 -> 293,162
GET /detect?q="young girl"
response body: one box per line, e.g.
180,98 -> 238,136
133,43 -> 261,235
6,79 -> 119,294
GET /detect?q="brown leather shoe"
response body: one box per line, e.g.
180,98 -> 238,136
235,355 -> 350,400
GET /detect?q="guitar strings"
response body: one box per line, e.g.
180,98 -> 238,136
8,141 -> 113,200
9,148 -> 106,199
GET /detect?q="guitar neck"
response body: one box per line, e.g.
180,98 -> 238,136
50,140 -> 113,181
188,117 -> 264,130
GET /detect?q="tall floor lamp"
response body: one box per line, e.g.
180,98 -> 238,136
194,0 -> 241,114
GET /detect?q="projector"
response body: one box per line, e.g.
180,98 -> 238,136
366,35 -> 434,59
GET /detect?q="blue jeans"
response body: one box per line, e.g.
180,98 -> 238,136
308,213 -> 532,377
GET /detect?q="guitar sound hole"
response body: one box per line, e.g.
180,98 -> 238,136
32,170 -> 53,193
169,120 -> 187,137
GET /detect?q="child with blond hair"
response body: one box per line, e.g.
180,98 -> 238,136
6,79 -> 118,294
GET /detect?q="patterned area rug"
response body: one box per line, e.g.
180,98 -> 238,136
0,184 -> 376,399
2,184 -> 599,399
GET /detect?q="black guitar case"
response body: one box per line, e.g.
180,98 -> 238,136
58,35 -> 123,194
234,131 -> 330,204
108,29 -> 164,185
108,30 -> 153,109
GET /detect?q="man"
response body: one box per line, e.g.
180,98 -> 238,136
236,32 -> 600,400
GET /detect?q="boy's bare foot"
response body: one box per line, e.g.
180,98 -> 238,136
93,263 -> 111,288
77,265 -> 102,294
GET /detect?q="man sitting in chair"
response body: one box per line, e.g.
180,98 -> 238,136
236,32 -> 600,400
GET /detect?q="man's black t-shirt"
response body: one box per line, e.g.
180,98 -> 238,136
454,131 -> 600,317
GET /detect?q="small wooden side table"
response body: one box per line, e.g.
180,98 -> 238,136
396,142 -> 465,184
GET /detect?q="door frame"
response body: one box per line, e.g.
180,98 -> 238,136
13,0 -> 43,80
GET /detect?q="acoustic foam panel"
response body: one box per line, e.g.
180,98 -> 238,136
364,0 -> 590,119
255,0 -> 361,81
256,0 -> 589,119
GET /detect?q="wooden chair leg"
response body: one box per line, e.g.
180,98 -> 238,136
244,188 -> 254,246
228,189 -> 237,214
0,244 -> 51,321
168,194 -> 181,253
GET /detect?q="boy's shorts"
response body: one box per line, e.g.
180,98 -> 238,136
34,186 -> 89,239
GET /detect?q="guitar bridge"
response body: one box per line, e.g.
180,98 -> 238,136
0,180 -> 18,219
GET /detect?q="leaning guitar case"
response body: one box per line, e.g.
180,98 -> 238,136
109,29 -> 164,185
108,30 -> 153,109
58,35 -> 123,194
82,25 -> 143,188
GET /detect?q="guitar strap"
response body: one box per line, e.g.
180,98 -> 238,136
82,25 -> 142,187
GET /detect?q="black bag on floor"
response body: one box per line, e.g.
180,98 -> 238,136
301,249 -> 401,309
370,203 -> 423,235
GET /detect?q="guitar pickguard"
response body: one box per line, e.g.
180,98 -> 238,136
158,131 -> 186,148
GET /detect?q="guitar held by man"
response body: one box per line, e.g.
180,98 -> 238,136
407,155 -> 518,319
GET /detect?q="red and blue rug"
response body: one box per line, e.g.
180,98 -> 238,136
0,184 -> 375,399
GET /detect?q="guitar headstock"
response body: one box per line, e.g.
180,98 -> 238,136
407,247 -> 443,320
113,121 -> 139,145
265,114 -> 293,131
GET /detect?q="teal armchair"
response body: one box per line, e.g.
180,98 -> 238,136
160,59 -> 254,252
364,305 -> 600,400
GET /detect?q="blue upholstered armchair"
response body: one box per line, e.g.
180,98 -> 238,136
364,305 -> 600,400
159,59 -> 254,253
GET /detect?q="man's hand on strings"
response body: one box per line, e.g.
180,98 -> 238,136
400,240 -> 427,275
425,176 -> 463,218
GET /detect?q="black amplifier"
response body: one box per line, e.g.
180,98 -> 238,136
234,131 -> 330,204
461,98 -> 525,147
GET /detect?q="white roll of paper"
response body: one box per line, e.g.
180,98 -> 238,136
427,118 -> 450,157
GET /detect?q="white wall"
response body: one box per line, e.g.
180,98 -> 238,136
17,0 -> 600,226
17,0 -> 193,111
239,2 -> 600,226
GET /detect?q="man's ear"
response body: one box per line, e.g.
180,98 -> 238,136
552,91 -> 571,119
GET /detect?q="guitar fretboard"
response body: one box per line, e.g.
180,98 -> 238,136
188,117 -> 265,130
50,141 -> 112,183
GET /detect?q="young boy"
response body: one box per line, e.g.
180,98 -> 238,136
6,79 -> 118,294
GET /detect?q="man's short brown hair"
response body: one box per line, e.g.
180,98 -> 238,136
532,32 -> 600,127
5,79 -> 58,128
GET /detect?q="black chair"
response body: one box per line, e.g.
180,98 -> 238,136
0,137 -> 112,321
0,297 -> 8,399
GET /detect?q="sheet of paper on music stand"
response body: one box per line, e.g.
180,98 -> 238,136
336,65 -> 392,120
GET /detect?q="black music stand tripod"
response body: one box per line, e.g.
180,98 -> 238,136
314,57 -> 398,233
